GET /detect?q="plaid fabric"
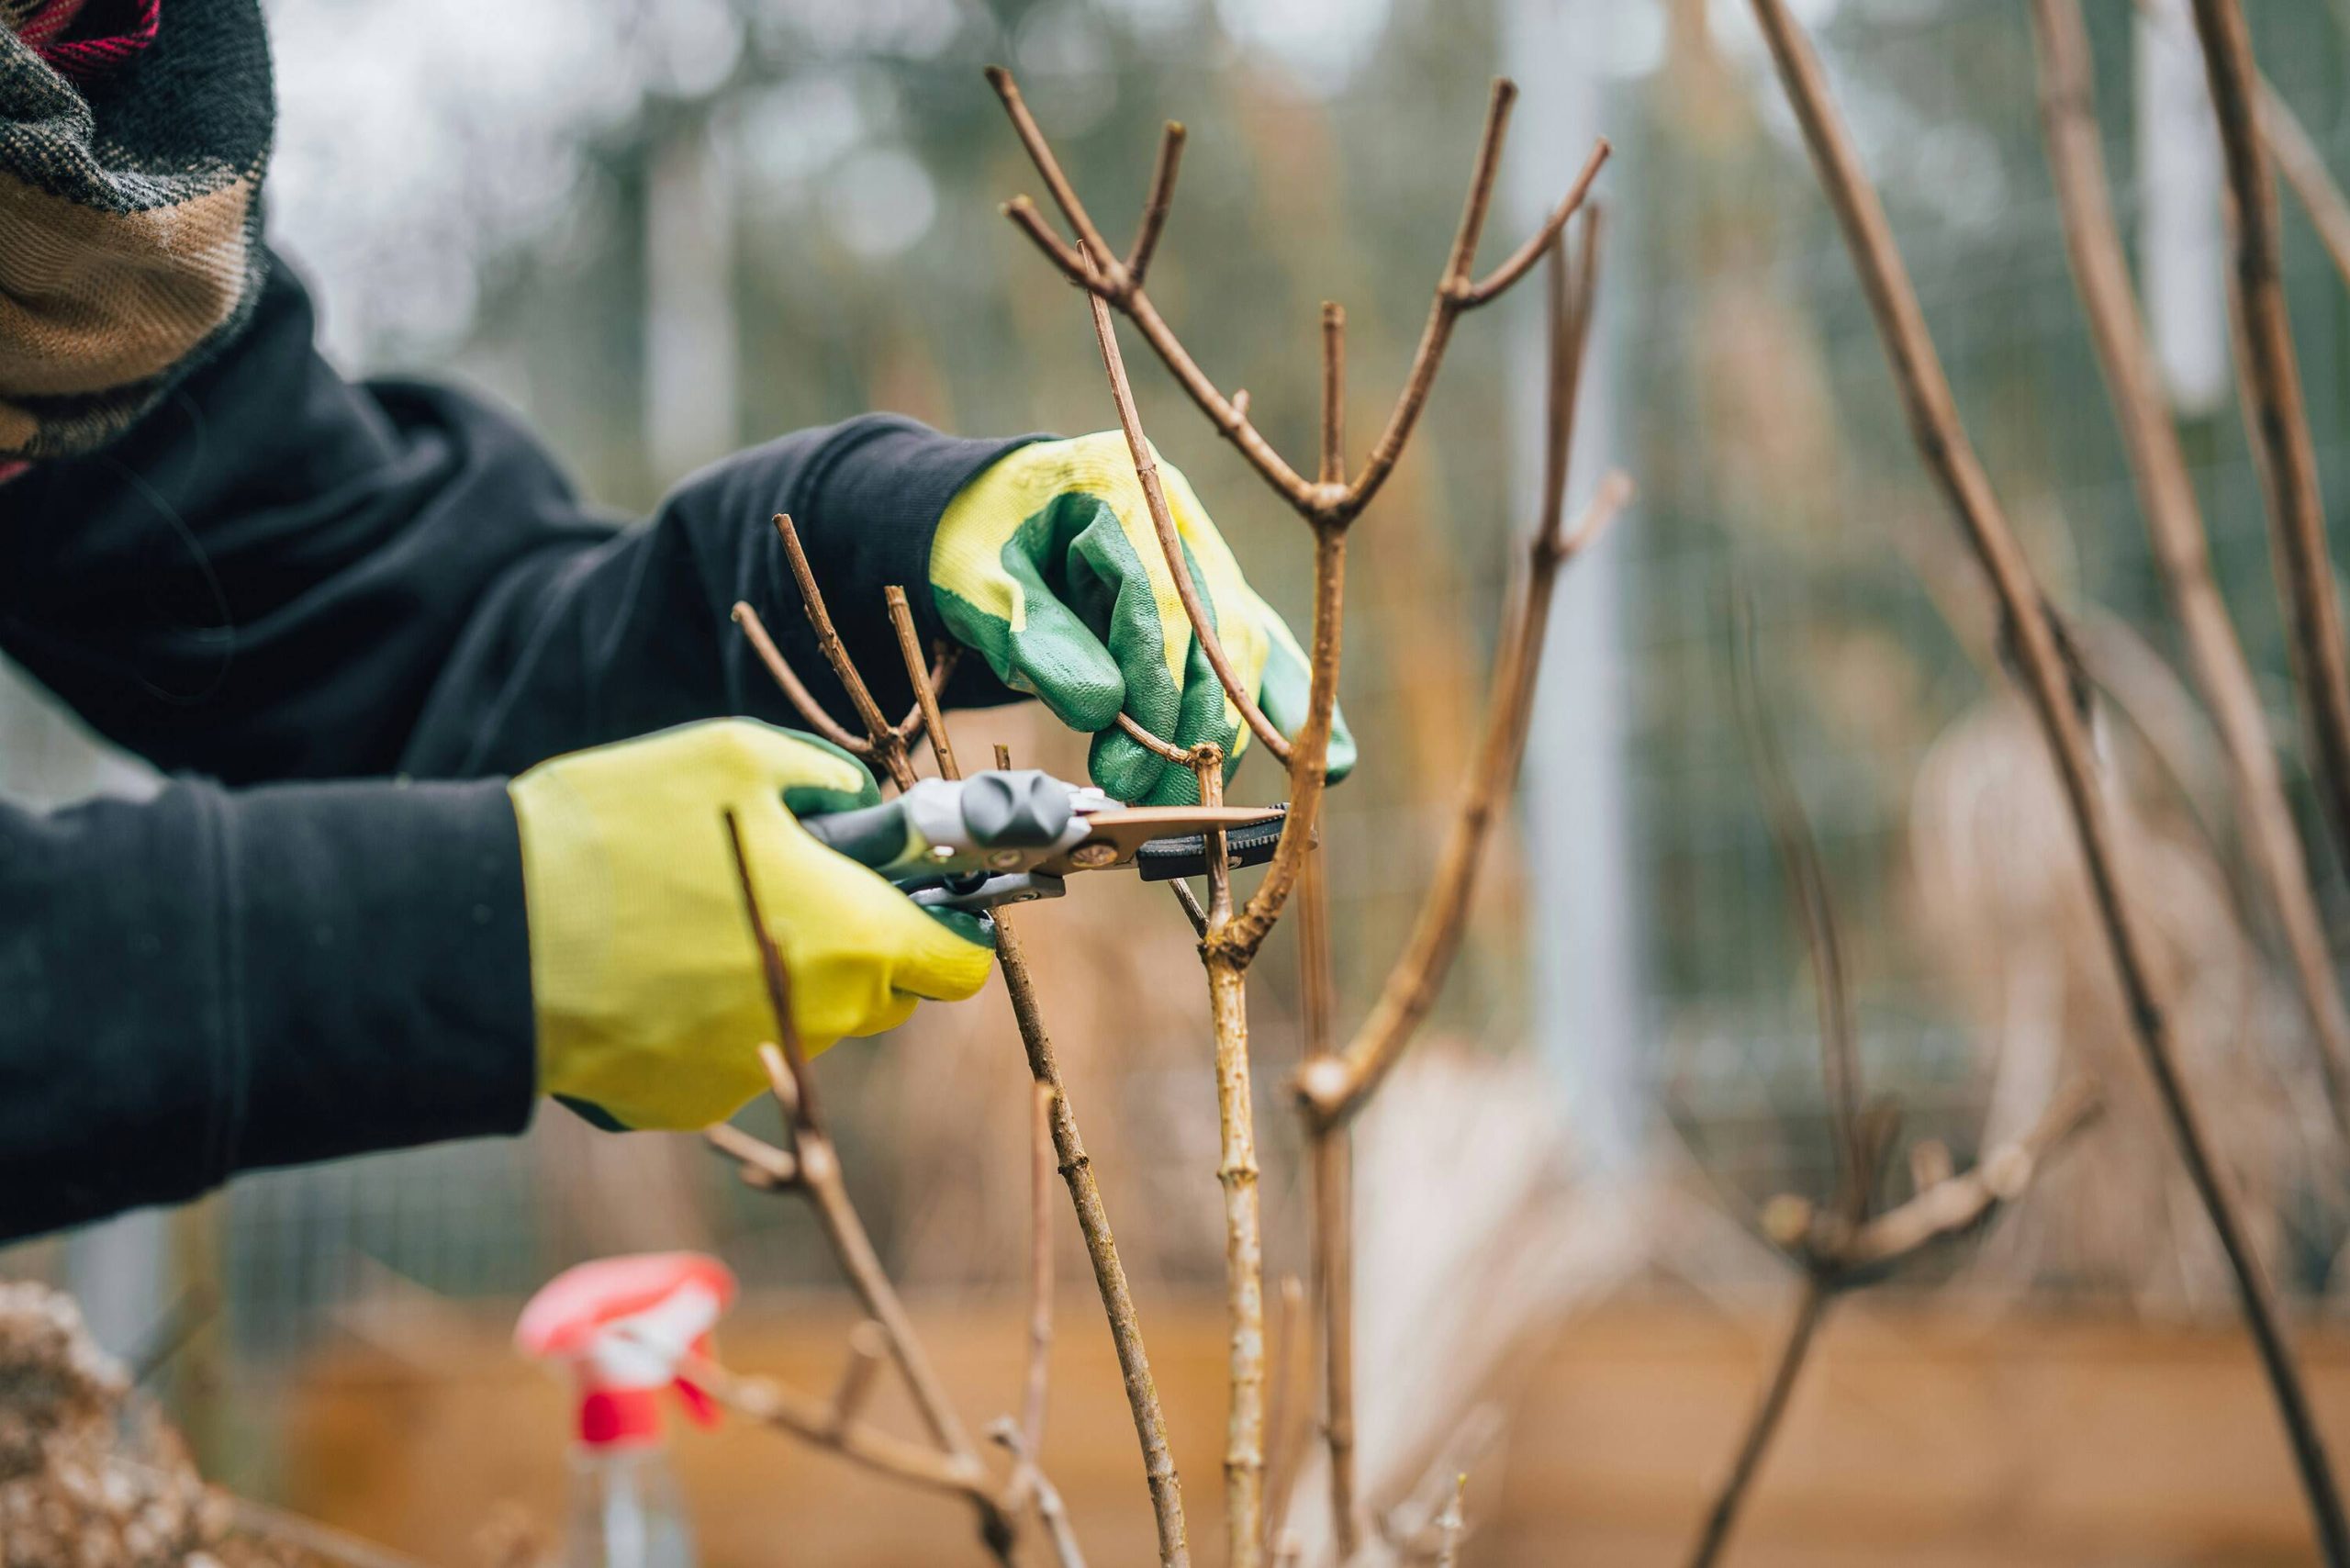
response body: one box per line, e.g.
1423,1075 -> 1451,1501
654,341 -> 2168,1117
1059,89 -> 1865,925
0,0 -> 271,464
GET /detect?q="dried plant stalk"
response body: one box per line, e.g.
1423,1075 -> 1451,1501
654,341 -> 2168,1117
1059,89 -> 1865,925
2028,0 -> 2350,1130
1743,1 -> 2348,1558
2187,0 -> 2350,894
711,816 -> 1014,1561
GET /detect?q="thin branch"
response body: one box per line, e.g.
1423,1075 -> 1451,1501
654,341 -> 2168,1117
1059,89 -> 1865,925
1119,709 -> 1218,767
1087,292 -> 1293,766
1128,121 -> 1187,286
723,812 -> 822,1133
1682,1281 -> 1830,1568
1261,1274 -> 1310,1553
2188,0 -> 2350,898
1348,131 -> 1610,523
733,600 -> 869,755
719,820 -> 1013,1560
1320,302 -> 1346,487
829,1320 -> 889,1434
989,70 -> 1316,510
1729,591 -> 1863,1219
2132,0 -> 2350,297
1833,1077 -> 2102,1274
2257,76 -> 2350,297
677,1346 -> 990,1500
1226,521 -> 1347,956
1296,846 -> 1337,1066
990,1419 -> 1091,1568
1170,877 -> 1211,937
887,586 -> 959,779
773,514 -> 915,789
703,1121 -> 799,1189
989,66 -> 1606,528
1747,1 -> 2349,1557
1023,1081 -> 1057,1460
1312,1123 -> 1359,1562
990,734 -> 1193,1568
2029,0 -> 2350,1131
1299,474 -> 1628,1127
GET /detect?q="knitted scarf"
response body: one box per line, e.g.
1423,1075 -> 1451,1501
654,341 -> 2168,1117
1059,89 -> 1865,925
0,0 -> 272,471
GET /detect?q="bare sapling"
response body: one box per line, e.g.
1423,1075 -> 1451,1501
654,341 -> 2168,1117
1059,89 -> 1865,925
990,66 -> 1623,1565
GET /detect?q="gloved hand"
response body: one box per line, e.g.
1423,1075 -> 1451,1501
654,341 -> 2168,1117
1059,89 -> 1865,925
509,719 -> 995,1131
930,431 -> 1356,806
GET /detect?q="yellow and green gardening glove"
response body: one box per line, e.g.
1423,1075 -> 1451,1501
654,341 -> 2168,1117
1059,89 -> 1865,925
931,431 -> 1355,805
509,719 -> 994,1131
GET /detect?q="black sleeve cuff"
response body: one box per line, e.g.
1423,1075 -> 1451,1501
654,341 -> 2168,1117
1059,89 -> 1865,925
224,774 -> 536,1170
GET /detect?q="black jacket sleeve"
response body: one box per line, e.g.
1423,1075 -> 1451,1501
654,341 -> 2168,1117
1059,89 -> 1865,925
0,252 -> 1035,1239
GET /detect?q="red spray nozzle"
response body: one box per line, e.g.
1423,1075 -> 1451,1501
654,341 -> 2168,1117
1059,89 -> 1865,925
517,1252 -> 737,1448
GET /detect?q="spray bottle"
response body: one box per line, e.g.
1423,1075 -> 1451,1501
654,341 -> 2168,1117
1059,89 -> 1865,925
516,1252 -> 737,1568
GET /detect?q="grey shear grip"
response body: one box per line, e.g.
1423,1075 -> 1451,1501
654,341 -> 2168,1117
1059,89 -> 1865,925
800,800 -> 912,869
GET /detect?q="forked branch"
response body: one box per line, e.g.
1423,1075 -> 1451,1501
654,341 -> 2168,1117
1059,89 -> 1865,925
990,65 -> 1608,528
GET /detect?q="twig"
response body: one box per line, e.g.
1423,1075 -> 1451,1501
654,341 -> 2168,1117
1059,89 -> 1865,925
772,514 -> 917,789
2028,0 -> 2350,1133
1129,121 -> 1187,287
828,1321 -> 889,1433
1170,877 -> 1210,937
703,1121 -> 799,1189
1087,293 -> 1292,766
988,66 -> 1607,530
990,732 -> 1192,1568
1729,591 -> 1863,1218
677,1344 -> 988,1499
717,818 -> 1014,1561
990,1419 -> 1090,1568
733,600 -> 867,754
1312,1127 -> 1359,1562
887,586 -> 959,778
1300,221 -> 1628,1129
1745,1 -> 2349,1559
1822,1078 -> 2103,1275
1299,473 -> 1628,1130
1023,1081 -> 1057,1460
2188,0 -> 2350,898
1261,1274 -> 1310,1552
2132,0 -> 2350,299
1683,1281 -> 1829,1568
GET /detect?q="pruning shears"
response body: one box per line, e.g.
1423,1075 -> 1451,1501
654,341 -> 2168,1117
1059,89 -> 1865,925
800,769 -> 1287,915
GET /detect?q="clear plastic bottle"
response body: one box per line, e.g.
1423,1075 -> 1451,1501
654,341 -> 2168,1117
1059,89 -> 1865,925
561,1442 -> 695,1568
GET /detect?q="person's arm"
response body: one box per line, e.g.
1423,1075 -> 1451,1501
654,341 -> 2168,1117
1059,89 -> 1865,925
0,252 -> 1034,787
0,776 -> 532,1239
